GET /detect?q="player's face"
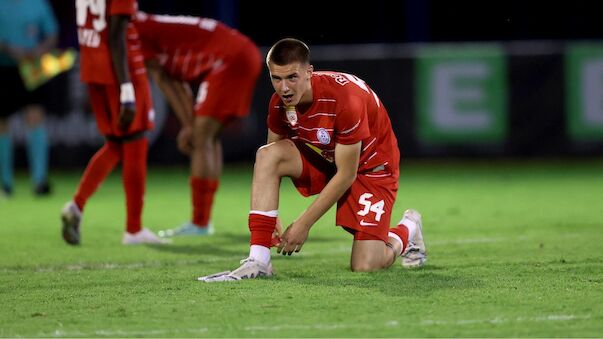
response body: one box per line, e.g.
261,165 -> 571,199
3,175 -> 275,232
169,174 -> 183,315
268,62 -> 313,106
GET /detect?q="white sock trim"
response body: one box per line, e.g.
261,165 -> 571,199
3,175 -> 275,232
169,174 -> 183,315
249,244 -> 271,264
249,210 -> 278,218
388,232 -> 404,256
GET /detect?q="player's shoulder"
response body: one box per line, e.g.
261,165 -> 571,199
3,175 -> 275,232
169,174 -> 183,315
313,70 -> 361,82
313,71 -> 363,91
312,71 -> 364,102
313,71 -> 342,84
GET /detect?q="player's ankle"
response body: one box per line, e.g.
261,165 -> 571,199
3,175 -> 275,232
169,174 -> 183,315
249,244 -> 271,264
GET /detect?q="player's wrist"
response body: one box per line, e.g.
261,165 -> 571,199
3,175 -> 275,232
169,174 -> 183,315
120,82 -> 135,104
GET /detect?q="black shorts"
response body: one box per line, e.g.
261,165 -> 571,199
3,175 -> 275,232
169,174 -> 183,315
0,65 -> 56,118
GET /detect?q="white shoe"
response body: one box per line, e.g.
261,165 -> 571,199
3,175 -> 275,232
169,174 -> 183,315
198,257 -> 273,282
400,209 -> 427,268
61,201 -> 82,245
158,221 -> 214,237
122,228 -> 171,245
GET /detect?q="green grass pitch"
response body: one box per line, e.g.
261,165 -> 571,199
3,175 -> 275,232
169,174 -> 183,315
1,159 -> 602,337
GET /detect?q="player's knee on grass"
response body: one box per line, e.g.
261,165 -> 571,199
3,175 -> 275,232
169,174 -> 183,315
350,240 -> 394,272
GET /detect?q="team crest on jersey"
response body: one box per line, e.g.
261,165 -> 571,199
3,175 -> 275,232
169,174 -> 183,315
285,107 -> 298,126
317,128 -> 331,145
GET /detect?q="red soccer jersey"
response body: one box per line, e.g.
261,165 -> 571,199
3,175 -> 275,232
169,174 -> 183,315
76,0 -> 146,84
267,71 -> 400,176
133,12 -> 255,82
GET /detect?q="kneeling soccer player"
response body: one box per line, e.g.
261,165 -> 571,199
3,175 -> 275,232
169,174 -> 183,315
199,38 -> 426,281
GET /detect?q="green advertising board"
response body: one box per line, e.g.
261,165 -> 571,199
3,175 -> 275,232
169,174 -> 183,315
415,45 -> 507,144
566,43 -> 603,141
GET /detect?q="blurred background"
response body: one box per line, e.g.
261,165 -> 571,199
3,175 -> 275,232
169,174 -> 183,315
7,0 -> 603,170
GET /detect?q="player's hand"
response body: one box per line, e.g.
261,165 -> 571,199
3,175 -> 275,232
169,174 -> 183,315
177,126 -> 193,155
118,83 -> 136,131
118,103 -> 136,131
277,222 -> 309,256
270,218 -> 284,247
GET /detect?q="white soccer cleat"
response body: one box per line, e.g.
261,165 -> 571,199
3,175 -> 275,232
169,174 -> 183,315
198,257 -> 273,282
61,200 -> 82,245
158,221 -> 214,237
400,209 -> 427,268
122,228 -> 171,245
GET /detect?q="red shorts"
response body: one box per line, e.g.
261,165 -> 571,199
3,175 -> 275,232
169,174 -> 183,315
292,145 -> 399,243
193,40 -> 261,125
87,75 -> 154,137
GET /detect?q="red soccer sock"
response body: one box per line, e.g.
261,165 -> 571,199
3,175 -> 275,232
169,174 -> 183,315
191,176 -> 219,227
389,224 -> 410,255
248,213 -> 276,248
74,142 -> 120,211
122,138 -> 148,234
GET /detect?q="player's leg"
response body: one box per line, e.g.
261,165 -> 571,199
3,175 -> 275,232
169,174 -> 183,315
159,115 -> 222,236
350,238 -> 398,272
179,49 -> 259,236
121,137 -> 147,235
116,74 -> 165,244
378,208 -> 426,268
349,214 -> 426,270
61,84 -> 119,245
73,141 -> 121,209
340,173 -> 400,271
23,104 -> 50,195
71,85 -> 121,212
0,66 -> 26,196
247,139 -> 304,266
119,136 -> 166,245
199,139 -> 303,282
213,138 -> 223,183
0,118 -> 13,196
189,116 -> 222,228
189,51 -> 259,230
61,140 -> 121,245
251,139 -> 303,210
395,209 -> 426,268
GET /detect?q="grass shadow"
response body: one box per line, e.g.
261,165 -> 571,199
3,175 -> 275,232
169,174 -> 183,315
276,263 -> 482,298
146,242 -> 243,257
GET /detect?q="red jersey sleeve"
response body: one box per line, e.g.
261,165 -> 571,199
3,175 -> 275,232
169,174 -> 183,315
109,0 -> 137,16
335,94 -> 370,145
267,94 -> 288,136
